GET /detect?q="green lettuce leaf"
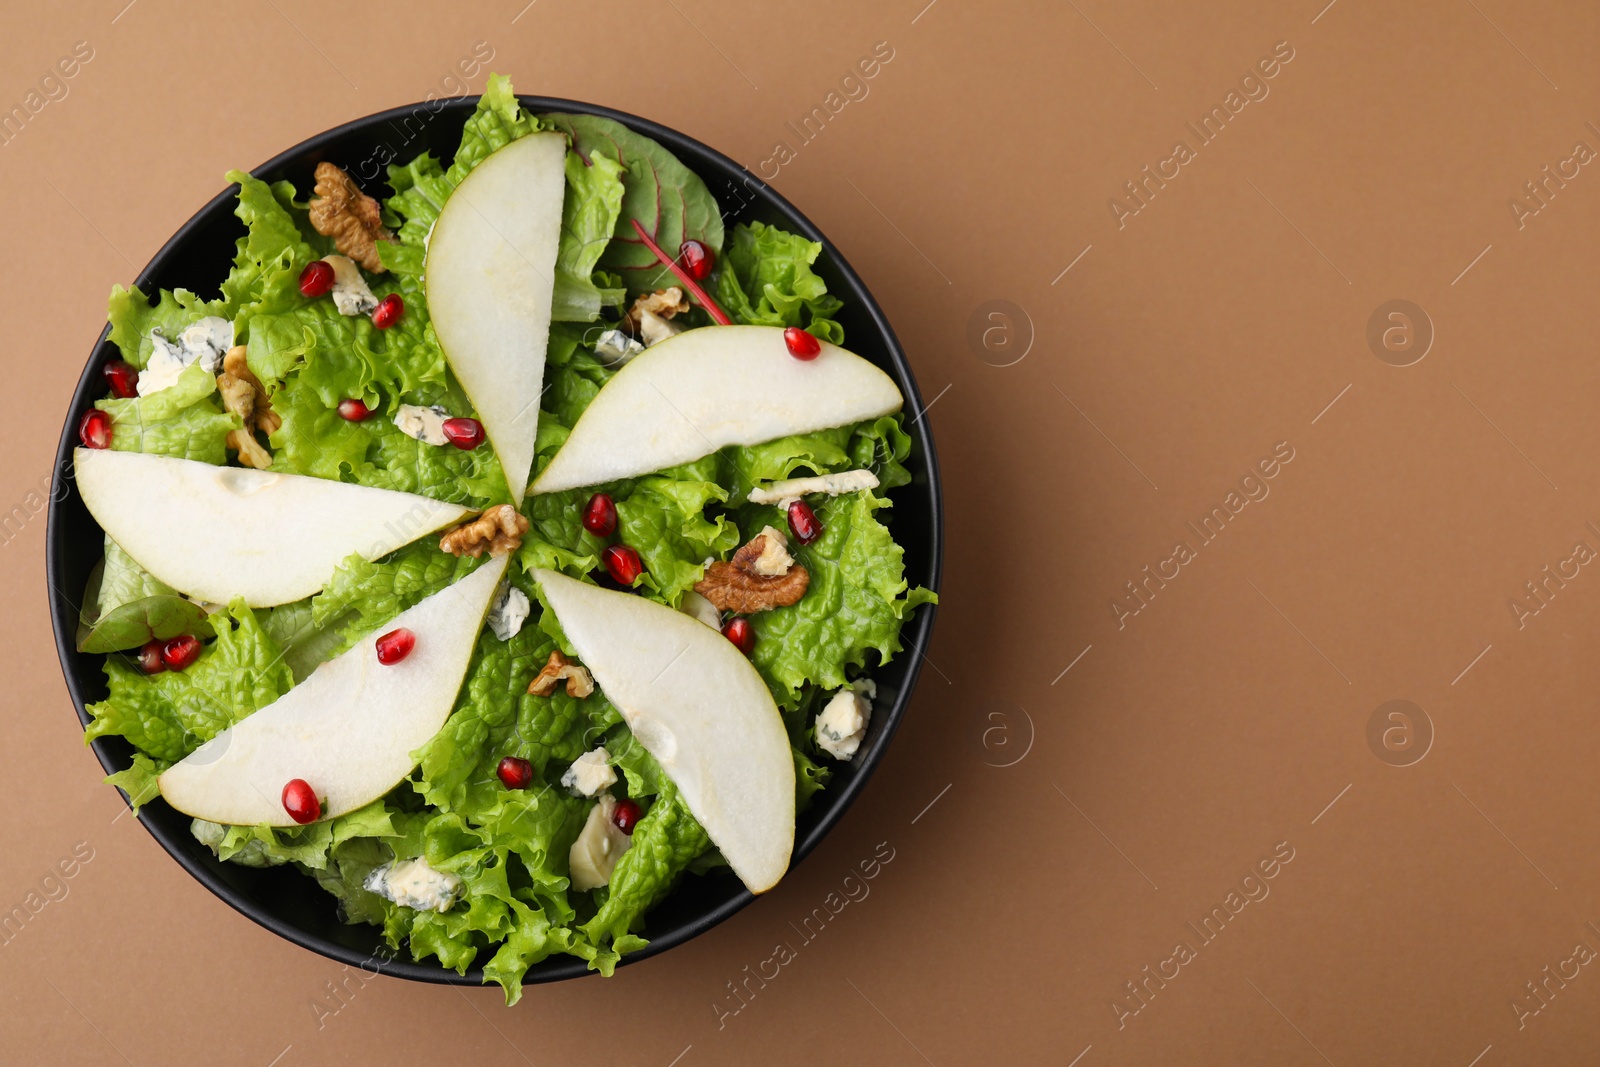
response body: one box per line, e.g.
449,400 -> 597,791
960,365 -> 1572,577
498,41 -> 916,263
310,543 -> 483,652
543,112 -> 724,296
85,599 -> 293,760
94,362 -> 239,463
746,490 -> 935,706
715,221 -> 844,344
581,779 -> 710,974
76,536 -> 214,653
104,753 -> 167,814
552,149 -> 627,322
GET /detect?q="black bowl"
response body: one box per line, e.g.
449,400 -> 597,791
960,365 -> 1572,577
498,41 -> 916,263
47,95 -> 942,987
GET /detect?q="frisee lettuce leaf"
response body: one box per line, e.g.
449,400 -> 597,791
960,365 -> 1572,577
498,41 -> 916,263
746,490 -> 935,706
715,221 -> 844,344
85,599 -> 292,761
95,362 -> 239,464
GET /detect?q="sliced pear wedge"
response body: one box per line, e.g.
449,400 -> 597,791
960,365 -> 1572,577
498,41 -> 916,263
158,556 -> 509,825
533,568 -> 794,893
530,325 -> 903,495
73,448 -> 472,608
426,131 -> 567,505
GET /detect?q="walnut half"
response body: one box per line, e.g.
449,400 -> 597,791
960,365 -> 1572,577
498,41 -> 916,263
217,345 -> 278,470
623,287 -> 690,333
528,650 -> 595,699
439,505 -> 530,558
309,162 -> 392,273
694,528 -> 810,614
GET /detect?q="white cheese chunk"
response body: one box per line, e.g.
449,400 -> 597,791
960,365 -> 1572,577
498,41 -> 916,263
394,403 -> 451,446
364,857 -> 462,913
637,309 -> 684,347
178,317 -> 234,373
561,747 -> 618,797
485,582 -> 530,641
678,589 -> 722,630
137,316 -> 235,397
324,254 -> 379,316
137,341 -> 188,397
747,468 -> 880,507
594,328 -> 645,367
569,794 -> 633,891
816,679 -> 875,761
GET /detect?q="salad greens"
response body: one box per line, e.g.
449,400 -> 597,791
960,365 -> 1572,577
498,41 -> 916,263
81,75 -> 933,1003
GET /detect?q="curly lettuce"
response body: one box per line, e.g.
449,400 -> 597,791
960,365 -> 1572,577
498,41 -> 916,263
716,220 -> 844,344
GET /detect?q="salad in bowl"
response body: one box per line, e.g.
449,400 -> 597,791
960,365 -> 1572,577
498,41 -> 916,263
56,75 -> 936,1002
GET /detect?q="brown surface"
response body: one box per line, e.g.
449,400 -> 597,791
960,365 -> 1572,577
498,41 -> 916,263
5,0 -> 1600,1063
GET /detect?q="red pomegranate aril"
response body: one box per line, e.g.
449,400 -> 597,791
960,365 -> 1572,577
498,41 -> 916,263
375,627 -> 416,665
282,778 -> 321,824
787,499 -> 823,545
78,410 -> 113,449
602,544 -> 643,586
160,634 -> 202,671
103,360 -> 140,398
371,293 -> 404,329
497,756 -> 534,790
137,639 -> 166,675
337,398 -> 373,422
612,798 -> 642,835
442,417 -> 485,449
783,327 -> 821,360
679,239 -> 713,281
299,260 -> 335,298
722,617 -> 755,656
582,492 -> 618,537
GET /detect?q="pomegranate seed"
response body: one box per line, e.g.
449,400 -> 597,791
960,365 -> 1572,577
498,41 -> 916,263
722,617 -> 755,656
78,410 -> 113,449
371,293 -> 404,329
442,418 -> 485,449
602,544 -> 643,586
375,627 -> 415,665
137,640 -> 166,675
582,493 -> 618,537
103,360 -> 140,398
282,778 -> 321,824
612,798 -> 642,835
160,634 -> 202,671
337,398 -> 372,422
783,327 -> 821,360
299,260 -> 335,298
679,240 -> 714,281
497,756 -> 533,790
787,500 -> 823,545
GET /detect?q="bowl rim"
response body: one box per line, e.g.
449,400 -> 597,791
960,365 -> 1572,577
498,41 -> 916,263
46,93 -> 943,987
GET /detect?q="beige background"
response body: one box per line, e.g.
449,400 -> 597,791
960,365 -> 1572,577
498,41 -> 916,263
5,0 -> 1600,1062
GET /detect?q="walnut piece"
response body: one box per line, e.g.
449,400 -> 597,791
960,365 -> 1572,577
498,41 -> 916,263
623,287 -> 690,333
217,346 -> 277,470
694,529 -> 810,613
309,162 -> 392,273
528,650 -> 595,699
438,505 -> 530,558
222,345 -> 280,433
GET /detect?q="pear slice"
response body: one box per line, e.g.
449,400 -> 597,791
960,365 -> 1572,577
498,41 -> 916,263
533,568 -> 794,893
158,556 -> 508,825
426,131 -> 567,505
73,448 -> 472,608
530,325 -> 903,495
